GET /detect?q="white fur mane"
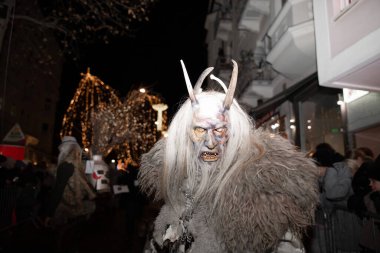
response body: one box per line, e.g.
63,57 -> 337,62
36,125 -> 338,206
162,90 -> 262,210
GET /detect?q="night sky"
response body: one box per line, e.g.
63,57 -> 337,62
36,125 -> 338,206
58,0 -> 210,121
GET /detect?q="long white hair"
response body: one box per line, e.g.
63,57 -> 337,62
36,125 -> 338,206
162,90 -> 264,210
138,61 -> 319,252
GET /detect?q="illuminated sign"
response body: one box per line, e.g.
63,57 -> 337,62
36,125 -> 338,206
343,88 -> 369,103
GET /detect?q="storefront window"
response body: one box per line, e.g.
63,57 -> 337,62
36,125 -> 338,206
299,91 -> 345,154
259,114 -> 288,139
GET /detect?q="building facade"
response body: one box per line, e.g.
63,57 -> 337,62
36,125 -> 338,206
0,0 -> 63,163
205,0 -> 380,157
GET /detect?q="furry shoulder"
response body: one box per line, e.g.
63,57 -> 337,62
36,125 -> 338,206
138,138 -> 166,200
214,128 -> 319,252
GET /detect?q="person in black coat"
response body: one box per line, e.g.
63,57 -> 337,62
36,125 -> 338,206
358,156 -> 380,252
348,150 -> 376,217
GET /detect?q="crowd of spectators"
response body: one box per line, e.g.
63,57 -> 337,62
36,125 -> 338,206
0,140 -> 156,253
308,143 -> 380,253
0,154 -> 55,229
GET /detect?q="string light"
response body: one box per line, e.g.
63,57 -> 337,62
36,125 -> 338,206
109,89 -> 168,165
60,68 -> 122,150
43,0 -> 158,55
61,69 -> 168,165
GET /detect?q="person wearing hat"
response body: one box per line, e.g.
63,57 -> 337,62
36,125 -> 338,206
45,136 -> 96,227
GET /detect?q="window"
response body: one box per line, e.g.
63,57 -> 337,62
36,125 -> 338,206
299,91 -> 345,154
339,0 -> 354,11
10,104 -> 16,117
333,0 -> 360,20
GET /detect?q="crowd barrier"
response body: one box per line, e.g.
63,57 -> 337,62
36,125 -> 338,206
3,184 -> 380,253
308,206 -> 380,253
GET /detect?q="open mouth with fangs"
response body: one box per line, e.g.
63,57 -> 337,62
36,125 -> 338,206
200,151 -> 219,162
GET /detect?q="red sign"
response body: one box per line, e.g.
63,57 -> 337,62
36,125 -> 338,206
0,144 -> 25,160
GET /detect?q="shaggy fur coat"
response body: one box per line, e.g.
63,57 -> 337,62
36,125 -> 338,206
139,129 -> 319,253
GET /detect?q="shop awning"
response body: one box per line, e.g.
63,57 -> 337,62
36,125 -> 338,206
249,73 -> 318,119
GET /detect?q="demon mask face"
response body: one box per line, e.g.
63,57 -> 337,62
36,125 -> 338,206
180,59 -> 238,163
190,96 -> 229,162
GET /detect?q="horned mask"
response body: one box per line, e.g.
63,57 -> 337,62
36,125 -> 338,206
180,60 -> 238,163
180,59 -> 238,109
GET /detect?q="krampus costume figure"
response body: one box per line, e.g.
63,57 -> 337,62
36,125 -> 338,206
138,60 -> 319,253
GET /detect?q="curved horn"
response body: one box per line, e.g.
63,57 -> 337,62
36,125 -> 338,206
193,67 -> 214,94
180,60 -> 196,103
210,74 -> 227,93
223,59 -> 238,110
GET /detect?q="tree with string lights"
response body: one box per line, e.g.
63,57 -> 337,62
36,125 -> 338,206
91,88 -> 168,165
60,68 -> 122,151
1,0 -> 157,58
0,0 -> 158,161
61,69 -> 168,164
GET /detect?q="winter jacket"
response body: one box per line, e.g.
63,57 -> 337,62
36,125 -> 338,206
321,161 -> 353,210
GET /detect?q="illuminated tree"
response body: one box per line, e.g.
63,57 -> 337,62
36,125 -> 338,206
56,0 -> 153,44
40,0 -> 158,46
60,68 -> 122,150
2,0 -> 157,61
91,89 -> 167,165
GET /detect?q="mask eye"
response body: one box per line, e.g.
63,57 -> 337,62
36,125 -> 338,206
194,127 -> 206,135
214,127 -> 227,134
